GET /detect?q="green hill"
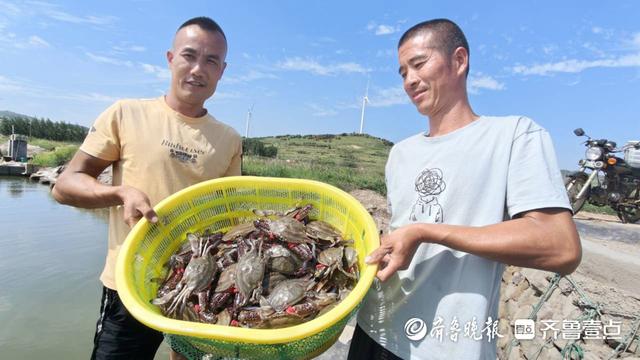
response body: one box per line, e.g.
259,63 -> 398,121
242,133 -> 393,195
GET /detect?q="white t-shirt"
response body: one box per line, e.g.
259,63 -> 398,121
357,116 -> 571,360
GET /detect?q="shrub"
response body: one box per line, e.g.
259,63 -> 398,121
31,145 -> 78,167
243,138 -> 278,158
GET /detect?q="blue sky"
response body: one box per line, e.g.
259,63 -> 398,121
0,1 -> 639,170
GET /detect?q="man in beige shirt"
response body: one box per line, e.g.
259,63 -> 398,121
53,16 -> 242,360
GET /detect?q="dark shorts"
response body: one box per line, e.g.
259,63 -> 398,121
91,287 -> 164,360
347,324 -> 404,360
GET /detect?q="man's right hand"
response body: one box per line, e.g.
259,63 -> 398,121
117,185 -> 158,227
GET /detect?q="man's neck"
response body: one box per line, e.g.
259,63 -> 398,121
164,94 -> 207,118
426,98 -> 478,137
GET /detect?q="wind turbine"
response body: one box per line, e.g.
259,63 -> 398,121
359,79 -> 370,134
244,103 -> 254,138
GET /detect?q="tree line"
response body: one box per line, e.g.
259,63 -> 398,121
242,137 -> 277,158
0,116 -> 88,142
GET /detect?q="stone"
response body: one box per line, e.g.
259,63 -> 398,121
520,268 -> 554,295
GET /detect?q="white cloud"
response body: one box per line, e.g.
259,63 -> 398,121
0,75 -> 24,92
307,103 -> 338,117
210,90 -> 242,101
140,63 -> 170,79
369,86 -> 409,107
28,35 -> 50,48
86,52 -> 133,67
468,73 -> 506,94
367,21 -> 399,36
632,33 -> 640,49
0,73 -> 117,103
376,49 -> 396,58
56,92 -> 118,103
582,42 -> 606,57
542,44 -> 557,55
512,53 -> 640,76
318,36 -> 336,43
278,57 -> 369,76
5,34 -> 51,49
375,25 -> 397,36
223,70 -> 278,84
591,26 -> 614,39
113,44 -> 146,53
42,9 -> 116,26
0,1 -> 20,16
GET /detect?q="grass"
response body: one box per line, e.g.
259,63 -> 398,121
0,134 -> 80,166
29,138 -> 79,151
242,157 -> 387,194
0,134 -> 77,151
242,134 -> 390,195
30,145 -> 79,167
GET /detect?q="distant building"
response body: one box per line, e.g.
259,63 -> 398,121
7,134 -> 28,161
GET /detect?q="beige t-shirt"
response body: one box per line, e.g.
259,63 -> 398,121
81,96 -> 242,290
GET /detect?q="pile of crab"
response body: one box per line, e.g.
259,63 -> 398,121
151,204 -> 359,329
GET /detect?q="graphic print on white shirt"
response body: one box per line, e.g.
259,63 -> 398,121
410,167 -> 446,223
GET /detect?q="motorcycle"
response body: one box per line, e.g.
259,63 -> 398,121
565,128 -> 640,224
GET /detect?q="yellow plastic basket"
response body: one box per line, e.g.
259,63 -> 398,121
115,176 -> 379,359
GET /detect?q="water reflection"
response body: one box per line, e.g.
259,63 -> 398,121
0,176 -> 108,359
6,178 -> 26,197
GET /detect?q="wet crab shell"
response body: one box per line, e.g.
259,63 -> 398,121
222,222 -> 256,242
261,278 -> 309,313
234,246 -> 266,302
264,217 -> 308,243
305,221 -> 343,244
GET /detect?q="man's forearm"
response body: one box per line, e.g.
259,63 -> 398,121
52,172 -> 124,209
411,210 -> 581,275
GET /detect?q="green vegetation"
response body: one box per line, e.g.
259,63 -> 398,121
242,133 -> 390,195
582,203 -> 617,216
0,132 -> 79,166
0,115 -> 88,142
242,138 -> 277,158
30,145 -> 79,167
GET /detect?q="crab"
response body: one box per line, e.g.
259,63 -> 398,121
286,291 -> 338,318
263,271 -> 288,294
254,216 -> 307,243
237,306 -> 306,329
206,263 -> 238,310
252,204 -> 314,223
240,288 -> 336,328
265,244 -> 302,275
314,246 -> 357,291
234,241 -> 266,308
259,277 -> 313,313
153,233 -> 219,317
222,221 -> 256,242
255,216 -> 316,260
305,220 -> 343,245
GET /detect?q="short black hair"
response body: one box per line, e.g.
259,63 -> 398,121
177,16 -> 226,42
398,19 -> 470,76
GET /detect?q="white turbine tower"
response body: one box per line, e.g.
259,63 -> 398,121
359,80 -> 370,134
244,103 -> 254,138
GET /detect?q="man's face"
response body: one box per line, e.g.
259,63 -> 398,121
167,25 -> 227,110
398,32 -> 460,117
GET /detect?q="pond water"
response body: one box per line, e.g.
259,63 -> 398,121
0,176 -> 170,359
